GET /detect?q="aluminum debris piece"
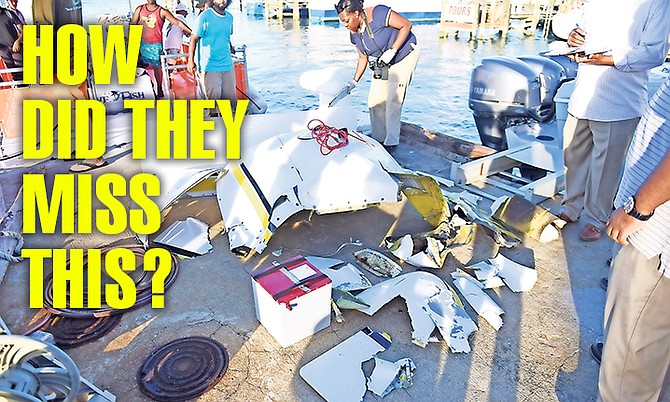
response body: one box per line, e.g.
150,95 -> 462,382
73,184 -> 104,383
305,256 -> 372,291
367,357 -> 416,397
153,217 -> 213,257
300,327 -> 392,402
353,249 -> 403,278
491,195 -> 564,243
138,337 -> 229,401
451,270 -> 504,331
470,254 -> 537,292
356,272 -> 477,352
385,221 -> 474,268
491,254 -> 537,292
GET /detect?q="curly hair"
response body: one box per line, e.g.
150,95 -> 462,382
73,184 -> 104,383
334,0 -> 363,14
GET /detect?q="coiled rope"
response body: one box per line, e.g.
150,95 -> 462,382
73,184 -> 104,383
307,119 -> 363,156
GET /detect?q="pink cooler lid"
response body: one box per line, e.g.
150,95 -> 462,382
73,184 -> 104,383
251,255 -> 331,308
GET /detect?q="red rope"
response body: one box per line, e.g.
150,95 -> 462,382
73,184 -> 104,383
307,119 -> 352,156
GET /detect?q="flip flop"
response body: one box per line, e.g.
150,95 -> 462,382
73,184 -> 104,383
69,160 -> 108,173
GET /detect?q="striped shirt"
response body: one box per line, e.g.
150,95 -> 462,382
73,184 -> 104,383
614,77 -> 670,273
568,0 -> 670,122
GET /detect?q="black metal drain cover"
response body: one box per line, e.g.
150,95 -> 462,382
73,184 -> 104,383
41,314 -> 122,348
138,337 -> 229,401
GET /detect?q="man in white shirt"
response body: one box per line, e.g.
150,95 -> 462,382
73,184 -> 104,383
600,76 -> 670,402
559,0 -> 670,242
164,2 -> 189,57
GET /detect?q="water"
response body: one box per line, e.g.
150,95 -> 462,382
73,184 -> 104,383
228,14 -> 554,143
45,0 -> 554,143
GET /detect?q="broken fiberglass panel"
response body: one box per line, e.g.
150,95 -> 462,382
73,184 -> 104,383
300,327 -> 391,402
215,131 -> 402,255
153,217 -> 213,257
490,254 -> 537,292
451,270 -> 504,331
275,130 -> 400,214
154,167 -> 222,213
367,356 -> 416,397
356,272 -> 477,352
304,256 -> 372,291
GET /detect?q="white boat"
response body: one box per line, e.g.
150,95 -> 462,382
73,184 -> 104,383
308,0 -> 443,22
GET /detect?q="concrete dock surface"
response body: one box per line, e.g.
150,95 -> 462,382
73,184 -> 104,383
0,126 -> 611,401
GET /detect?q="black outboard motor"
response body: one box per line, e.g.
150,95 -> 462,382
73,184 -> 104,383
469,55 -> 567,151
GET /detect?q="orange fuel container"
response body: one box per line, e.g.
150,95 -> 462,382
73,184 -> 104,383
170,70 -> 198,100
234,60 -> 248,100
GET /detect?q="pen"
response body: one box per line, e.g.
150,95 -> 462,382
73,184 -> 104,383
575,23 -> 585,37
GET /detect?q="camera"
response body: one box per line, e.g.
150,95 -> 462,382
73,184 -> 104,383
368,56 -> 389,80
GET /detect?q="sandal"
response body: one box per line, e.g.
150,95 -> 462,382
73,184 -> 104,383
69,160 -> 108,173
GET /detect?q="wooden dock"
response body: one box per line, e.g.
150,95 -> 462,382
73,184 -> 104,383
439,0 -> 585,39
263,0 -> 308,20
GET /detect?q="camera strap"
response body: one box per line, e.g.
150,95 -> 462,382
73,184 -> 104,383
359,9 -> 384,57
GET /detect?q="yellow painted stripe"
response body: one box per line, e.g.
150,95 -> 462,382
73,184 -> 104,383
230,163 -> 273,242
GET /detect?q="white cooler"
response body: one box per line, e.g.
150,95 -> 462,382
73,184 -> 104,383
251,255 -> 332,347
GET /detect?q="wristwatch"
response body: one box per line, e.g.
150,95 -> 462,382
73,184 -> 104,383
622,196 -> 654,221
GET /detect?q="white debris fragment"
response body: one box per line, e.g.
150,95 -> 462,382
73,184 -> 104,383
299,328 -> 392,402
367,357 -> 416,397
356,272 -> 477,352
469,254 -> 537,292
153,217 -> 213,257
451,270 -> 505,331
471,260 -> 505,289
422,289 -> 478,353
490,254 -> 537,292
305,256 -> 372,291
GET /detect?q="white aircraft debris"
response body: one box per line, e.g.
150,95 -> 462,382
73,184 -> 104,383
299,327 -> 392,402
216,132 -> 404,256
451,270 -> 504,330
356,272 -> 477,352
385,222 -> 474,269
153,217 -> 212,257
367,357 -> 416,397
470,254 -> 537,292
305,256 -> 372,291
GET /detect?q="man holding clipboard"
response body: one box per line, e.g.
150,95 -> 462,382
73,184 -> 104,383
558,0 -> 670,244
